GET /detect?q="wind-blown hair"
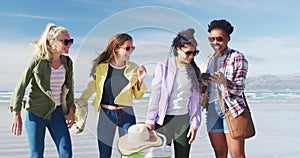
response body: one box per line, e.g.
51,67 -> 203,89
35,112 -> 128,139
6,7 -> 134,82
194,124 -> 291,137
90,33 -> 133,79
32,23 -> 69,60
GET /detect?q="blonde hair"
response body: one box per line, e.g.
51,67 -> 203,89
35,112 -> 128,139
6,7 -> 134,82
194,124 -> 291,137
32,23 -> 69,60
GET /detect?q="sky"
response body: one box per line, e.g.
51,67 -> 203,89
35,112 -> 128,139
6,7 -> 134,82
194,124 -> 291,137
1,0 -> 299,91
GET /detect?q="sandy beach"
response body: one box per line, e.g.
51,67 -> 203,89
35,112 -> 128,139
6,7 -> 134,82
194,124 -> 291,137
1,101 -> 299,158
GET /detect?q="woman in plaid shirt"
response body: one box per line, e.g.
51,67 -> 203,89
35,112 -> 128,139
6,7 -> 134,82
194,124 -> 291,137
204,19 -> 248,158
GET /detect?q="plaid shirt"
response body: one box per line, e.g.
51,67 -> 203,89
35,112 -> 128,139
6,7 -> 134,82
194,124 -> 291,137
207,47 -> 248,118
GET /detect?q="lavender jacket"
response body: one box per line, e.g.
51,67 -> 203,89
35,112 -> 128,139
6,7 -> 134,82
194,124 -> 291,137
146,57 -> 202,130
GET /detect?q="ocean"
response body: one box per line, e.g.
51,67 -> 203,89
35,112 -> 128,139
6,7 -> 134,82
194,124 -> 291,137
2,91 -> 300,104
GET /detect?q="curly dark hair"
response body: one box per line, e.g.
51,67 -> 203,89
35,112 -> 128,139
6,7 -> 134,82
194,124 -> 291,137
208,19 -> 234,35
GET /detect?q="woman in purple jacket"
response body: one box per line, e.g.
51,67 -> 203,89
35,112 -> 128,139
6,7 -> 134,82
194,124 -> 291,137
146,28 -> 202,158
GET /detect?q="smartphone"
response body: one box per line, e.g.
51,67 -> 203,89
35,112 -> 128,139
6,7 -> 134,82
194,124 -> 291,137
201,73 -> 211,81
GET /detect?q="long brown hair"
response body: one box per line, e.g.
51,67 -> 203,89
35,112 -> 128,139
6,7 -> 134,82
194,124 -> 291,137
90,33 -> 133,79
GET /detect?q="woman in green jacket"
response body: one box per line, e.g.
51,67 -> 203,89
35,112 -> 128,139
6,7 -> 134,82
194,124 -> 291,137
10,23 -> 76,158
79,33 -> 147,157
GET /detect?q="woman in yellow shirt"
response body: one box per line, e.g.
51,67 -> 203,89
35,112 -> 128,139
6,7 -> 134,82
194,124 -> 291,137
79,33 -> 147,157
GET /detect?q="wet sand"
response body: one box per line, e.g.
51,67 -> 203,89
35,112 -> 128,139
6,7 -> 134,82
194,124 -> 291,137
1,102 -> 299,158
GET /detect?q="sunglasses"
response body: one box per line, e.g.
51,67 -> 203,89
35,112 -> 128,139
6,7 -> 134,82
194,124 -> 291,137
58,39 -> 74,46
182,49 -> 199,56
208,36 -> 226,42
119,46 -> 135,52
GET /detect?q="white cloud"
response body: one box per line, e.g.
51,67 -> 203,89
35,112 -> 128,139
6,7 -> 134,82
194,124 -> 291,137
0,40 -> 34,90
2,1 -> 300,91
232,35 -> 300,76
0,11 -> 60,20
154,0 -> 298,18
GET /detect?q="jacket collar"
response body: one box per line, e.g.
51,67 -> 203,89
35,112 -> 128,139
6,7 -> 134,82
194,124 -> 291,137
49,55 -> 68,64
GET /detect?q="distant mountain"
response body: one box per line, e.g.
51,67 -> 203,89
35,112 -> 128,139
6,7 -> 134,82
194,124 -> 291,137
245,74 -> 300,92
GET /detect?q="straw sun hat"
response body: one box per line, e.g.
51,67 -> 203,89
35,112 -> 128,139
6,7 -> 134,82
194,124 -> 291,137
118,123 -> 162,156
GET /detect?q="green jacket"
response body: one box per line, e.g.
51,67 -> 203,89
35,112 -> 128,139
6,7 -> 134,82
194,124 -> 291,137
79,61 -> 147,112
9,55 -> 76,120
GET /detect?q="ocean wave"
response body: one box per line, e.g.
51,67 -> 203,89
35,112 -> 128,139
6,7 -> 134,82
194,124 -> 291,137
245,92 -> 300,101
1,91 -> 300,103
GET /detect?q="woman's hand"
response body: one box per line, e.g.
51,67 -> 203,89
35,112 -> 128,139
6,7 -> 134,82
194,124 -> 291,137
137,65 -> 147,81
187,128 -> 197,144
66,108 -> 75,128
146,124 -> 155,131
137,65 -> 147,89
11,112 -> 22,136
210,71 -> 227,86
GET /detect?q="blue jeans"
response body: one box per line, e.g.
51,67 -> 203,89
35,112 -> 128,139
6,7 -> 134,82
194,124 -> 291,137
25,106 -> 72,158
206,101 -> 229,133
97,107 -> 136,158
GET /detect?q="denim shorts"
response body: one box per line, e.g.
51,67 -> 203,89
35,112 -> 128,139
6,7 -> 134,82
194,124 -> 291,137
206,101 -> 229,133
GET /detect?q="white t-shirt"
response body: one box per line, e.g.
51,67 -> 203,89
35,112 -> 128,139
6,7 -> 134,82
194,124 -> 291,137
208,55 -> 226,103
167,64 -> 192,115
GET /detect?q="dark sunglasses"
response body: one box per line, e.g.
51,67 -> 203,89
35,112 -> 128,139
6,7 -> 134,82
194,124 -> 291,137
119,46 -> 135,52
58,39 -> 74,46
208,36 -> 226,42
182,50 -> 199,56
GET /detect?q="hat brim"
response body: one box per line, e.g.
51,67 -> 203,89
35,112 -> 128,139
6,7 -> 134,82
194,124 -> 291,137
118,130 -> 162,156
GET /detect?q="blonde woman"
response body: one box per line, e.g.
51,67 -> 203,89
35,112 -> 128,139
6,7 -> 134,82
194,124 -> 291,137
10,23 -> 75,158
